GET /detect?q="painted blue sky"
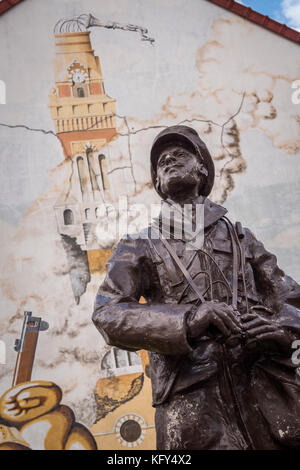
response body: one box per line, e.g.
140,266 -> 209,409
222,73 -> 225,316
237,0 -> 300,31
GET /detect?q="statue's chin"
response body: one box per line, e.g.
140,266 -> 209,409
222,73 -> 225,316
160,183 -> 180,199
160,174 -> 198,199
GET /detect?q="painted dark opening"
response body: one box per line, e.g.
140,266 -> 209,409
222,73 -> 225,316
63,209 -> 74,225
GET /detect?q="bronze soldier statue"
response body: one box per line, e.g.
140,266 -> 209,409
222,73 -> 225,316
92,125 -> 300,450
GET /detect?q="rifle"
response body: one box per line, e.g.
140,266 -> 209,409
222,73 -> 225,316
12,311 -> 48,386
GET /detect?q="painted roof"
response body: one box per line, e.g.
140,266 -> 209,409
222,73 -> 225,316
0,0 -> 24,16
206,0 -> 299,44
0,0 -> 299,44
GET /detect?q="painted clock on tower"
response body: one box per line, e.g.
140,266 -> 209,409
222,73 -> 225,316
49,31 -> 116,159
67,60 -> 89,84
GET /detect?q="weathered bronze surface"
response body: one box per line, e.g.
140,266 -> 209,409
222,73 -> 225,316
93,125 -> 300,450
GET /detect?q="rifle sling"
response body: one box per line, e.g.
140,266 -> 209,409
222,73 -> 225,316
222,217 -> 239,309
154,220 -> 242,309
157,233 -> 206,304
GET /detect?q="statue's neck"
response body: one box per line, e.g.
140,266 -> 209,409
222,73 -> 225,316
167,193 -> 205,208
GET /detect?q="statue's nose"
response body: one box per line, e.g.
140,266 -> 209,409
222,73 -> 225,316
164,153 -> 175,165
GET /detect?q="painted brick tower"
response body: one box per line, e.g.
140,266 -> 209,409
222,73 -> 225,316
49,31 -> 117,276
49,31 -> 116,159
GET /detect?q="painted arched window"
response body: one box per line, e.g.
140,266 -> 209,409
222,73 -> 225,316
77,87 -> 85,98
77,156 -> 89,196
63,209 -> 74,225
87,150 -> 98,191
72,82 -> 88,99
85,208 -> 91,220
98,154 -> 110,190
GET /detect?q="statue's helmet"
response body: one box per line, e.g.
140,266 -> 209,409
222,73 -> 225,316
150,125 -> 215,199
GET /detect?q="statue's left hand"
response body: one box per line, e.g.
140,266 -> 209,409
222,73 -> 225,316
241,312 -> 291,351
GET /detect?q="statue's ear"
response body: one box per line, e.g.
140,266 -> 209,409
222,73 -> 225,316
155,177 -> 160,191
155,177 -> 165,197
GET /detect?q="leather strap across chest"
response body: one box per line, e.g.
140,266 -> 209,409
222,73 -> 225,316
148,219 -> 246,309
222,217 -> 239,309
158,233 -> 206,303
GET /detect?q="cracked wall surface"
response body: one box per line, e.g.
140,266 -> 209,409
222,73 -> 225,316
60,234 -> 91,304
0,0 -> 299,430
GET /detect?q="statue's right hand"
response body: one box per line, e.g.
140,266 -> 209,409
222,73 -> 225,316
187,301 -> 242,339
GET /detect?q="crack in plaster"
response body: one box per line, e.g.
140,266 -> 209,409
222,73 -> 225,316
0,93 -> 246,201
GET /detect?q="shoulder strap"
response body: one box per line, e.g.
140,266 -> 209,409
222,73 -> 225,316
157,233 -> 206,304
222,217 -> 239,309
148,221 -> 246,310
222,217 -> 249,314
147,234 -> 184,286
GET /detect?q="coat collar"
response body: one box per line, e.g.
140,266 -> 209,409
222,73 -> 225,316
202,197 -> 227,229
150,196 -> 227,254
165,196 -> 227,230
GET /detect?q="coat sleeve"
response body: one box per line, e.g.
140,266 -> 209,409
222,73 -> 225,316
245,228 -> 289,314
92,235 -> 195,355
245,228 -> 300,355
284,275 -> 300,310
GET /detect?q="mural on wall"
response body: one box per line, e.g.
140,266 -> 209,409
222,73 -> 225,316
90,349 -> 155,449
0,0 -> 299,451
0,13 -> 158,450
0,312 -> 97,450
0,380 -> 97,450
48,18 -> 247,306
0,308 -> 154,450
54,13 -> 155,44
49,27 -> 118,300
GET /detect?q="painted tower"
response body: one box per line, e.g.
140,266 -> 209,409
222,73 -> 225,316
49,31 -> 117,275
49,31 -> 116,159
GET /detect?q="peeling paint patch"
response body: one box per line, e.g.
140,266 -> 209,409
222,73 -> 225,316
94,374 -> 144,423
61,234 -> 91,304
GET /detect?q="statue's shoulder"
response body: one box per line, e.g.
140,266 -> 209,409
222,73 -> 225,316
212,216 -> 256,246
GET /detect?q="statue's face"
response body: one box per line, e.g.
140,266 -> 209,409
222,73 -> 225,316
156,144 -> 204,199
